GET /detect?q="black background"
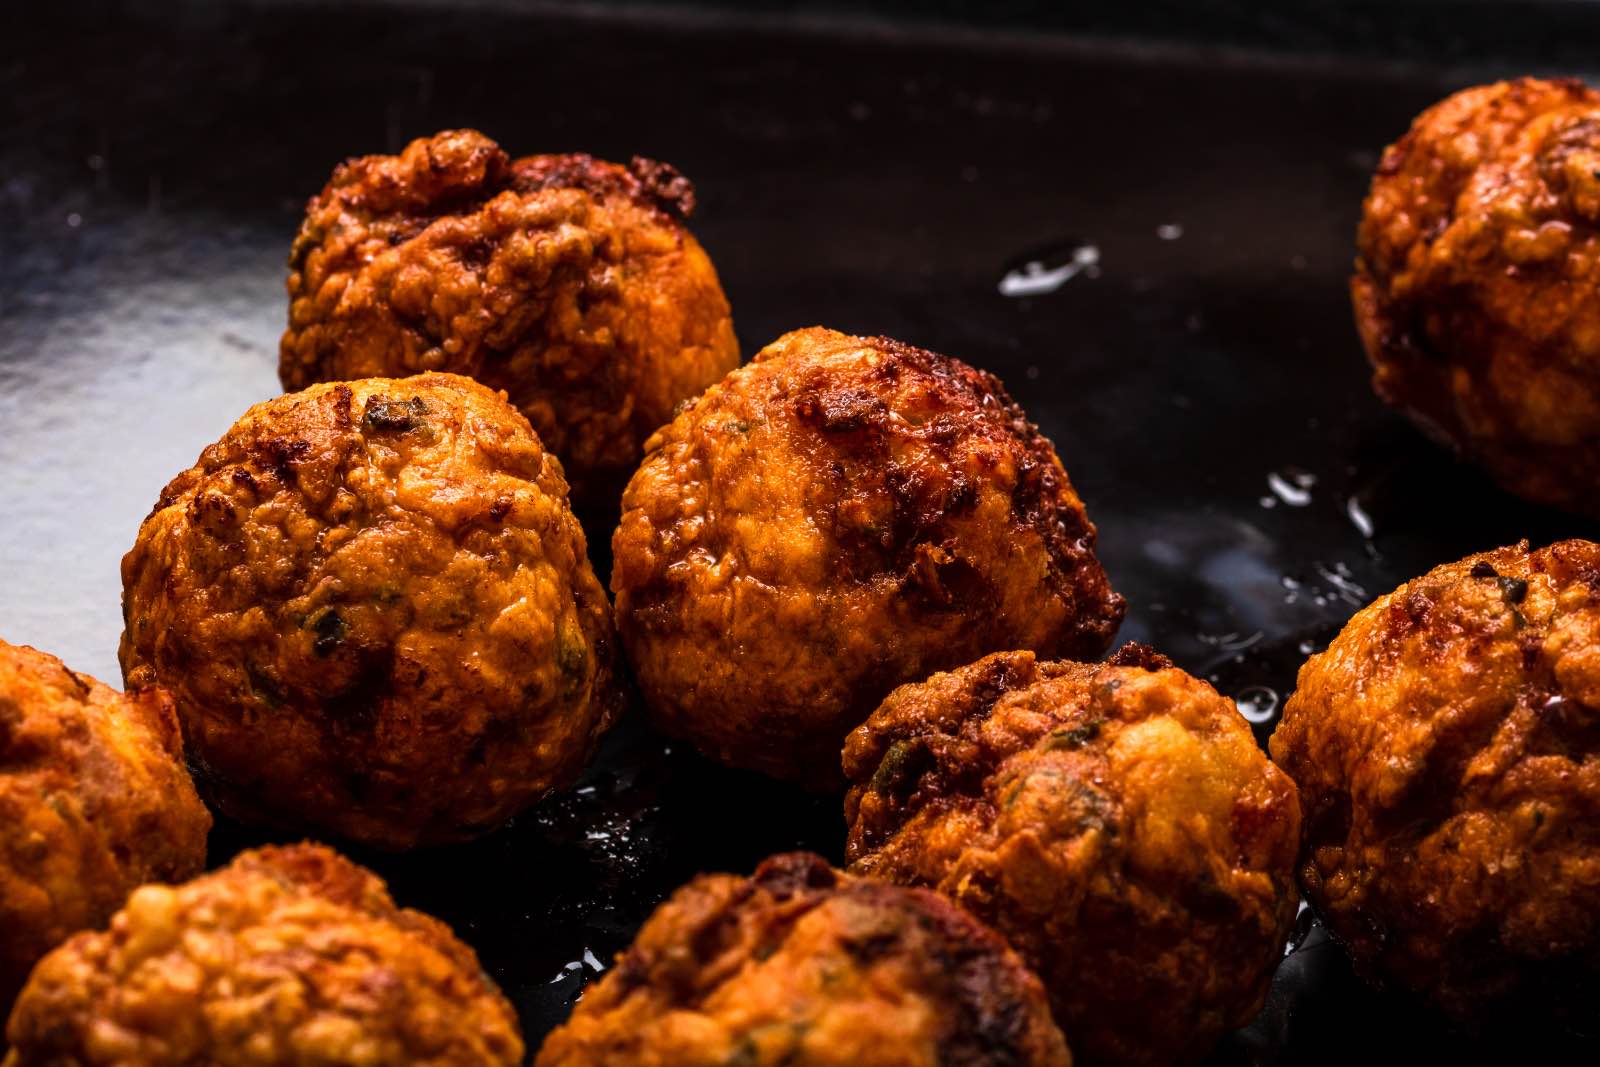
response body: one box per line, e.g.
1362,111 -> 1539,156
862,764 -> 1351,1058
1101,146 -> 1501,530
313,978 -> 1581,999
3,2 -> 1598,1062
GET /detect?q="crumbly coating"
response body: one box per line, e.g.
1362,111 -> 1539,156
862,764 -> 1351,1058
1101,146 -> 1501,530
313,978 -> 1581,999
0,640 -> 210,1012
844,646 -> 1301,1067
279,129 -> 740,496
534,851 -> 1071,1067
1270,539 -> 1600,1022
612,326 -> 1124,786
3,844 -> 524,1066
1354,77 -> 1600,514
120,372 -> 623,849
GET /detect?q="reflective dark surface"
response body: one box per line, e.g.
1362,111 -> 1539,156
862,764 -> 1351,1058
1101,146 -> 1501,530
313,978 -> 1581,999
4,3 -> 1599,1063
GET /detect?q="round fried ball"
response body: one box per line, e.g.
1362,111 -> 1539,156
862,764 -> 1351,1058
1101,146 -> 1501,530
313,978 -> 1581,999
534,851 -> 1071,1067
843,645 -> 1301,1067
279,129 -> 740,497
612,326 -> 1124,786
3,843 -> 524,1065
120,372 -> 623,849
0,639 -> 209,1012
1354,77 -> 1600,514
1270,539 -> 1600,1023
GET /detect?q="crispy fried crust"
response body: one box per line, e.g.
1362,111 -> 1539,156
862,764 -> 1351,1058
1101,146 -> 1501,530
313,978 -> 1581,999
1270,540 -> 1600,1022
843,647 -> 1300,1067
119,372 -> 623,849
534,851 -> 1072,1067
0,640 -> 210,1012
612,326 -> 1124,787
3,844 -> 524,1066
279,129 -> 740,496
1354,77 -> 1600,514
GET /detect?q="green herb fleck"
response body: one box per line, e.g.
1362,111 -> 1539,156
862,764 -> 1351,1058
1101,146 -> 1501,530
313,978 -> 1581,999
1043,719 -> 1102,750
308,607 -> 348,656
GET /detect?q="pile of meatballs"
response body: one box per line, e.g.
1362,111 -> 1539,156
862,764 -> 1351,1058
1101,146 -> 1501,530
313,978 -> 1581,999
3,78 -> 1600,1066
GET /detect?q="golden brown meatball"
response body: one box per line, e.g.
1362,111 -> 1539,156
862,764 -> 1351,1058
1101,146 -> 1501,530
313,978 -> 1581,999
3,843 -> 524,1066
843,645 -> 1301,1067
1271,539 -> 1600,1024
612,326 -> 1124,787
1354,77 -> 1600,514
0,640 -> 209,1013
279,129 -> 740,498
534,851 -> 1071,1067
120,372 -> 623,849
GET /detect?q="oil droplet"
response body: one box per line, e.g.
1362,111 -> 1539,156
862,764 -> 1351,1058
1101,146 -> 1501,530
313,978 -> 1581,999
548,960 -> 583,984
1156,222 -> 1183,240
1314,561 -> 1368,606
1198,630 -> 1263,653
1235,685 -> 1279,724
1265,468 -> 1316,507
65,212 -> 82,228
1346,495 -> 1375,540
998,242 -> 1099,297
1285,899 -> 1317,954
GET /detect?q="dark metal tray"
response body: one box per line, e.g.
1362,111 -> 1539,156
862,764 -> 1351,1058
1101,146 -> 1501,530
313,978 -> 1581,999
4,3 -> 1596,1062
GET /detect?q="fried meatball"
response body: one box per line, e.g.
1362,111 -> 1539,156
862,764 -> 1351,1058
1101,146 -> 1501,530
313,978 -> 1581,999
1353,77 -> 1600,514
279,129 -> 740,498
3,843 -> 523,1065
120,372 -> 623,849
612,326 -> 1124,786
534,851 -> 1071,1067
843,645 -> 1301,1067
0,640 -> 209,1012
1271,539 -> 1600,1023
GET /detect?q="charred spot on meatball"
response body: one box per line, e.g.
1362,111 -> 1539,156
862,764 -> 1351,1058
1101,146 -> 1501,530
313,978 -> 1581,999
611,326 -> 1124,787
533,851 -> 1072,1067
3,844 -> 524,1066
1354,77 -> 1600,515
362,394 -> 431,436
279,129 -> 739,499
0,639 -> 209,1013
119,372 -> 624,849
844,647 -> 1300,1067
1271,539 -> 1600,1025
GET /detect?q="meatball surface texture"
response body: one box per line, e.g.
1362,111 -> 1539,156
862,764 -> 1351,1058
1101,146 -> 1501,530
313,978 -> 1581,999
612,326 -> 1124,786
1354,77 -> 1600,513
280,129 -> 739,496
844,645 -> 1301,1067
534,851 -> 1072,1067
120,372 -> 623,849
1271,539 -> 1600,1023
4,844 -> 524,1066
0,639 -> 209,1011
